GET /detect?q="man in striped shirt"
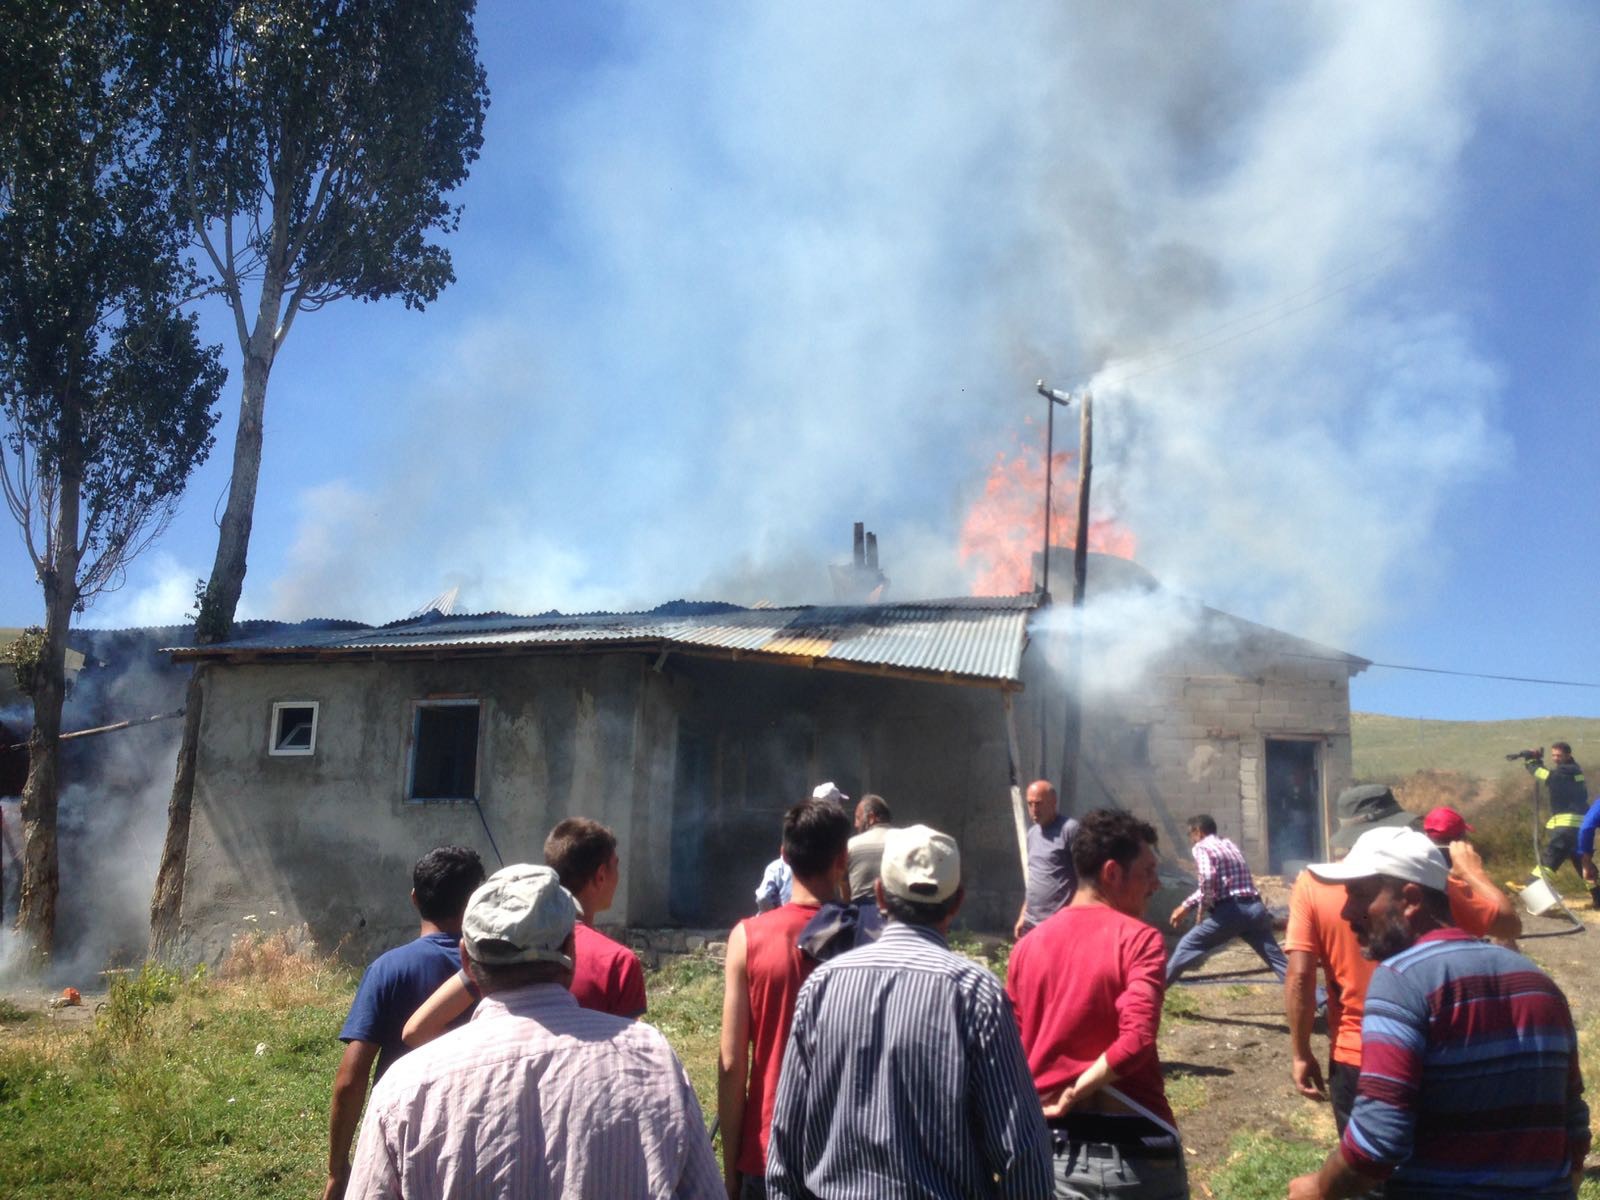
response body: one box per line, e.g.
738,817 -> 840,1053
1289,827 -> 1589,1199
345,864 -> 721,1200
765,825 -> 1051,1199
1165,814 -> 1287,986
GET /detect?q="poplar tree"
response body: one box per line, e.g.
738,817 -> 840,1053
146,0 -> 490,952
0,0 -> 224,961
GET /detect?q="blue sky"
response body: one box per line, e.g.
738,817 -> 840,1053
4,3 -> 1598,721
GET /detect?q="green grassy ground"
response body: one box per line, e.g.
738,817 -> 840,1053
1352,712 -> 1600,782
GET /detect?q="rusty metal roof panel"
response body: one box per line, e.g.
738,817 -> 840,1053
170,596 -> 1040,684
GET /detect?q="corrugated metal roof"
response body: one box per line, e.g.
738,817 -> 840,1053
168,596 -> 1040,687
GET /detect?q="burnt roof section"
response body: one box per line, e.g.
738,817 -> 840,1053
167,595 -> 1040,689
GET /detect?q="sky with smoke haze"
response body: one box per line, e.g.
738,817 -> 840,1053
4,1 -> 1599,720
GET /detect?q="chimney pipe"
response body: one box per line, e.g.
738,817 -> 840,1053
853,522 -> 865,567
865,532 -> 879,570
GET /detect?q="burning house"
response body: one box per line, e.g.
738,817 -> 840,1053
162,549 -> 1367,962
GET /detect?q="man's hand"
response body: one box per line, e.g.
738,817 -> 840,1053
1287,1172 -> 1323,1199
1168,904 -> 1190,929
1583,857 -> 1597,886
1448,839 -> 1483,874
1292,1054 -> 1327,1101
1013,914 -> 1028,941
321,1163 -> 350,1200
1041,1082 -> 1082,1119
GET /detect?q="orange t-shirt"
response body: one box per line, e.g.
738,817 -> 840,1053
1284,870 -> 1503,1067
1284,873 -> 1373,1068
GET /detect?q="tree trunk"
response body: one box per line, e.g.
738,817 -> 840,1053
16,475 -> 82,968
146,664 -> 206,957
149,301 -> 278,957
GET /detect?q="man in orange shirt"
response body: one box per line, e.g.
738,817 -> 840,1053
718,798 -> 850,1200
1285,788 -> 1521,1131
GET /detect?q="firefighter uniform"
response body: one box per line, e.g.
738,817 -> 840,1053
1529,755 -> 1589,885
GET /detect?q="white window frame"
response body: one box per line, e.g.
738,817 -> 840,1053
405,698 -> 482,803
268,701 -> 320,757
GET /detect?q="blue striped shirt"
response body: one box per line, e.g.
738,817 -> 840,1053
765,922 -> 1051,1199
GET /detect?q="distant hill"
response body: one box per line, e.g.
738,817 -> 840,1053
1353,713 -> 1600,783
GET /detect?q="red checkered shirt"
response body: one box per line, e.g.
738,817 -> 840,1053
1181,834 -> 1257,912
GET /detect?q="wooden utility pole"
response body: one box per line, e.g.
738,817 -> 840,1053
1060,393 -> 1093,811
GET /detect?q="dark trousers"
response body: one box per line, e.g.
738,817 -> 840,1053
1330,1060 -> 1385,1198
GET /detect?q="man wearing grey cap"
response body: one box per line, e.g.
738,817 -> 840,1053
765,825 -> 1051,1199
344,864 -> 721,1200
1288,827 -> 1588,1200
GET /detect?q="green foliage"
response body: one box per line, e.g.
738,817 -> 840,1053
1206,1131 -> 1326,1199
0,997 -> 29,1024
1163,985 -> 1200,1021
154,0 -> 491,317
101,962 -> 184,1043
0,0 -> 224,605
3,625 -> 45,697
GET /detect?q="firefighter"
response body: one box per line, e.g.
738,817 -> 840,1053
1518,742 -> 1590,895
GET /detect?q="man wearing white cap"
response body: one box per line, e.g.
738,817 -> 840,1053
345,864 -> 721,1200
1288,828 -> 1589,1200
766,825 -> 1051,1199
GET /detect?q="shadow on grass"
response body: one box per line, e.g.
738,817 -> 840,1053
1184,1011 -> 1290,1035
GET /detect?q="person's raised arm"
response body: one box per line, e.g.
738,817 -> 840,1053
400,970 -> 475,1048
716,922 -> 751,1200
1446,840 -> 1521,941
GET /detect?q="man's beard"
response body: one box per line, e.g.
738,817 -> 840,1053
1360,910 -> 1416,962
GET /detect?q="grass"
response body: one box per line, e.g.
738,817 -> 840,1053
1352,713 -> 1600,782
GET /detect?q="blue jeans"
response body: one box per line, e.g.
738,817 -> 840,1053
1165,896 -> 1288,985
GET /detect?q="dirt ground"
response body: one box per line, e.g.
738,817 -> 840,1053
1164,875 -> 1600,1192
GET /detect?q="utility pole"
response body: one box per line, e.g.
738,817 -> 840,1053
1060,392 -> 1093,812
1035,381 -> 1073,600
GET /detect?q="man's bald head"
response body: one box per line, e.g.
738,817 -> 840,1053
1025,780 -> 1058,826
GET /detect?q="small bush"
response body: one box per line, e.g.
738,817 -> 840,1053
102,962 -> 184,1043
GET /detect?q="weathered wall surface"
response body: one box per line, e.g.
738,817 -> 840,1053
1068,636 -> 1355,874
179,654 -> 678,963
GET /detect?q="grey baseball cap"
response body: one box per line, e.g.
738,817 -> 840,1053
461,864 -> 577,967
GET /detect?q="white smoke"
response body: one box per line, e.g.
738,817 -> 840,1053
239,4 -> 1578,645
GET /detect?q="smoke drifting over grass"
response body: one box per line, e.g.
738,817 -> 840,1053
100,7 -> 1582,647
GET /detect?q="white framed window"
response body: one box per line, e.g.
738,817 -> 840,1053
269,701 -> 319,756
407,699 -> 481,802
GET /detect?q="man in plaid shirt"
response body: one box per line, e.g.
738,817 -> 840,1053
1165,814 -> 1288,985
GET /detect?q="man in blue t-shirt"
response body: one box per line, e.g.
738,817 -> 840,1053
323,845 -> 484,1200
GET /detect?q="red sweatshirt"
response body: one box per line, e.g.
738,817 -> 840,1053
1005,902 -> 1174,1128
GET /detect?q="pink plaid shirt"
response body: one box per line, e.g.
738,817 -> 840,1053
1180,834 -> 1257,912
346,982 -> 720,1199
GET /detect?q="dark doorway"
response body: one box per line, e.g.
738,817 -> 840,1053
1264,739 -> 1321,873
670,726 -> 713,925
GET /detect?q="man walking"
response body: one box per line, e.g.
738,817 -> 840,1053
766,825 -> 1051,1199
719,798 -> 850,1200
324,846 -> 484,1200
1008,808 -> 1189,1200
1165,814 -> 1287,986
1014,779 -> 1079,939
345,864 -> 720,1199
1289,827 -> 1589,1199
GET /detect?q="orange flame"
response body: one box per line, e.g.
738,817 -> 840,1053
959,440 -> 1137,595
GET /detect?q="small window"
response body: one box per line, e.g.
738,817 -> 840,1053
269,702 -> 319,756
408,700 -> 480,801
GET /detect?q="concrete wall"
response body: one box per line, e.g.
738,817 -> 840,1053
177,626 -> 1356,962
179,653 -> 680,963
1061,631 -> 1356,875
177,651 -> 1028,961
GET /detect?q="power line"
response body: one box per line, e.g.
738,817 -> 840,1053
1279,651 -> 1600,691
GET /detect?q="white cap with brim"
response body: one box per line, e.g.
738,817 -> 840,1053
880,824 -> 961,903
812,781 -> 849,805
1307,827 -> 1450,893
462,864 -> 578,968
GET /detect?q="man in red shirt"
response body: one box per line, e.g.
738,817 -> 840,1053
544,817 -> 648,1018
718,797 -> 850,1200
1007,808 -> 1187,1200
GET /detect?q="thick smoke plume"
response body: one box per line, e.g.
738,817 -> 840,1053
95,7 -> 1580,651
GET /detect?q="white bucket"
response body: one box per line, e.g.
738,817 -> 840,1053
1522,877 -> 1561,916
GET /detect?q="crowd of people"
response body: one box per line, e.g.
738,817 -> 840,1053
322,759 -> 1593,1200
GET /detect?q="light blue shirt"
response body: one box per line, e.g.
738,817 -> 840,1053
755,857 -> 792,908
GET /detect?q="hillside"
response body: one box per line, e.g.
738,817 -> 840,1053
1352,712 -> 1600,783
